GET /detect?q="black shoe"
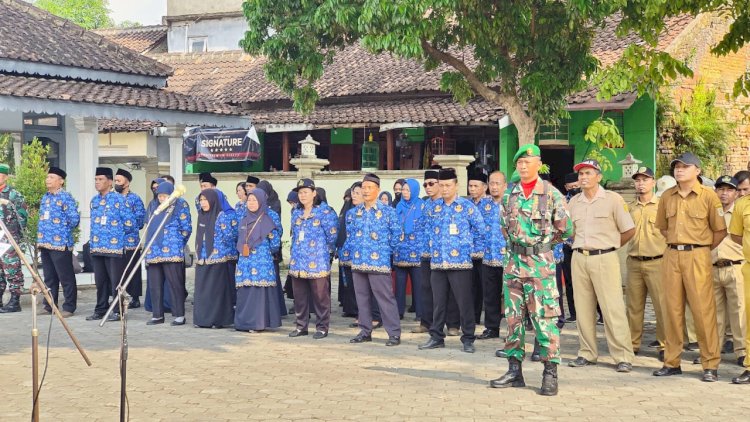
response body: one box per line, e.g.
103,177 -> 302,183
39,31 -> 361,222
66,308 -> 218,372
407,305 -> 415,313
722,340 -> 734,354
289,329 -> 309,337
658,350 -> 664,362
462,343 -> 475,354
146,317 -> 164,325
386,336 -> 400,347
738,356 -> 746,367
525,320 -> 534,331
684,342 -> 699,351
616,362 -> 633,373
693,357 -> 701,365
596,316 -> 604,326
313,330 -> 328,340
107,313 -> 121,322
540,361 -> 558,396
648,340 -> 660,348
701,369 -> 718,382
478,329 -> 499,340
0,293 -> 21,313
653,366 -> 682,376
85,313 -> 104,321
490,357 -> 525,388
568,357 -> 595,367
349,322 -> 359,328
531,339 -> 541,362
171,317 -> 186,326
350,333 -> 372,343
418,338 -> 445,350
731,370 -> 750,384
128,299 -> 141,309
555,320 -> 565,329
495,349 -> 507,358
373,321 -> 383,329
564,315 -> 577,323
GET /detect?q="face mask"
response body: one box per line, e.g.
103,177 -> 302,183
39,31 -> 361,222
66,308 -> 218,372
114,184 -> 125,193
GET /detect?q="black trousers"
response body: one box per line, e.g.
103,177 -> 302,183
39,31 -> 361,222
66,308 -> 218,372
558,245 -> 575,318
123,249 -> 143,299
471,258 -> 483,323
91,255 -> 125,315
41,249 -> 77,313
430,269 -> 476,344
420,259 -> 459,329
147,262 -> 187,318
481,264 -> 504,331
340,264 -> 358,317
292,276 -> 331,332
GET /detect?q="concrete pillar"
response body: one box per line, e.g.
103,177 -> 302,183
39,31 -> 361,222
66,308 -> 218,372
433,154 -> 476,197
71,116 -> 99,245
164,125 -> 186,186
282,132 -> 290,171
11,133 -> 22,170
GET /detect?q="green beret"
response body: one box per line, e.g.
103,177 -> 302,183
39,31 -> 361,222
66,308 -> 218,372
513,144 -> 541,163
0,164 -> 9,175
510,170 -> 520,184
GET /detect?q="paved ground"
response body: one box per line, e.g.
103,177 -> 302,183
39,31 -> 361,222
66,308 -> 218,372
1,268 -> 749,421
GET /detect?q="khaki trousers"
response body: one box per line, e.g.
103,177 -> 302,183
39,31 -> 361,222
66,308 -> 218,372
713,264 -> 746,357
741,263 -> 750,368
685,306 -> 698,344
625,257 -> 665,351
572,251 -> 634,364
662,247 -> 720,370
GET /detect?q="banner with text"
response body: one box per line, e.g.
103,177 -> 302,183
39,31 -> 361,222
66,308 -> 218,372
184,126 -> 261,163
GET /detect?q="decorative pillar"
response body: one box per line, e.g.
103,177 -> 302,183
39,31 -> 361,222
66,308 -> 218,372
282,132 -> 290,171
164,125 -> 186,186
71,116 -> 99,246
289,134 -> 329,179
433,154 -> 476,198
386,130 -> 394,170
11,133 -> 22,170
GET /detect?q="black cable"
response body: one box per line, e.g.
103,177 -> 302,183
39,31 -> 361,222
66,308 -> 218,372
31,311 -> 54,422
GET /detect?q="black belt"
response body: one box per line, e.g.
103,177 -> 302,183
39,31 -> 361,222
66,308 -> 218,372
714,259 -> 743,268
509,242 -> 552,256
574,247 -> 616,256
668,244 -> 708,251
630,255 -> 663,262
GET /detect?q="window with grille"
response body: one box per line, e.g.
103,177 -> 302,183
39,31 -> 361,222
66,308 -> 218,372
536,118 -> 569,145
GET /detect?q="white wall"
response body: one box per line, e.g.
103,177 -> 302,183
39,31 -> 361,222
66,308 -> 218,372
167,17 -> 248,52
0,110 -> 22,132
167,0 -> 243,16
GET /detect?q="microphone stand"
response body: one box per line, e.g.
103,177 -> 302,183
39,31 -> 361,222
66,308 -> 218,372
100,199 -> 179,422
0,218 -> 92,422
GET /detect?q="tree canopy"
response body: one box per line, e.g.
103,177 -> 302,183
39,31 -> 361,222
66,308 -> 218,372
35,0 -> 114,30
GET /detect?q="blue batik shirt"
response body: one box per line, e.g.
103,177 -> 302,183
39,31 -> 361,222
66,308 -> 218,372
478,197 -> 507,268
90,191 -> 132,257
346,202 -> 400,274
470,196 -> 490,260
145,198 -> 193,264
37,189 -> 80,251
289,205 -> 338,278
394,204 -> 423,268
235,215 -> 281,287
416,198 -> 440,259
122,191 -> 146,251
429,196 -> 486,270
197,210 -> 239,265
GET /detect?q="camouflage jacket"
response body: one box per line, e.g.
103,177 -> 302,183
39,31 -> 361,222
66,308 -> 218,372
501,178 -> 572,278
0,184 -> 28,238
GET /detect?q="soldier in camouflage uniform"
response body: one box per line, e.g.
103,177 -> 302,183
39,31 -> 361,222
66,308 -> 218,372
489,145 -> 572,396
0,163 -> 29,313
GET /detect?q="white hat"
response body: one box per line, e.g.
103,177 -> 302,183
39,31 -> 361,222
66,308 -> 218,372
655,175 -> 676,197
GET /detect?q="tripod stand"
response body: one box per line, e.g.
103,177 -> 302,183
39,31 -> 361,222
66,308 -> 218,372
0,219 -> 92,422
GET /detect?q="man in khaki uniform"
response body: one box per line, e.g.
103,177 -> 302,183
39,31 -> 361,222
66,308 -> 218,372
707,176 -> 746,367
727,181 -> 750,384
567,159 -> 636,372
653,153 -> 726,382
626,167 -> 667,361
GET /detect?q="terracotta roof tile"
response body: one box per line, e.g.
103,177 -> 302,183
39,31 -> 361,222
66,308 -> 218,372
0,0 -> 172,78
93,25 -> 167,54
98,119 -> 163,132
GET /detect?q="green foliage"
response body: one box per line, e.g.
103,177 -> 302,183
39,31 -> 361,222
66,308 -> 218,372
583,117 -> 624,173
11,138 -> 49,255
0,133 -> 15,174
115,20 -> 142,29
35,0 -> 113,29
658,83 -> 735,179
240,0 -> 621,142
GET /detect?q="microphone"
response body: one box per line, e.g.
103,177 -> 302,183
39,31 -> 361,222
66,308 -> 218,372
154,184 -> 186,215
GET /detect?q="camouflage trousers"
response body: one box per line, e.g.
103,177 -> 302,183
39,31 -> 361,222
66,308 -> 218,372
0,248 -> 23,294
503,273 -> 561,363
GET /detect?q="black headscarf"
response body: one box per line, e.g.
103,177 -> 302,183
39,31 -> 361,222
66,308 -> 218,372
339,188 -> 352,215
393,178 -> 405,207
237,189 -> 276,252
336,184 -> 358,248
314,187 -> 328,207
147,177 -> 166,215
257,180 -> 282,215
196,189 -> 220,259
380,191 -> 393,206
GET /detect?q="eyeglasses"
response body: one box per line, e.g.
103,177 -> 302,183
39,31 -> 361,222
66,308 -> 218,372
423,181 -> 437,188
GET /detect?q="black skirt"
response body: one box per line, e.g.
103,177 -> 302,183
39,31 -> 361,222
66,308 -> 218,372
234,285 -> 282,331
193,262 -> 235,328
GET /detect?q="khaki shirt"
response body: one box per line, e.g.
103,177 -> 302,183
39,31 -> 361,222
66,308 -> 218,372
628,195 -> 667,257
729,195 -> 750,260
717,203 -> 745,262
655,182 -> 725,245
569,186 -> 635,250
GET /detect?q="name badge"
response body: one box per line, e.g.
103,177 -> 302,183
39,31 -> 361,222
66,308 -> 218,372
100,216 -> 108,225
242,244 -> 250,257
43,211 -> 50,220
449,224 -> 459,235
299,231 -> 305,241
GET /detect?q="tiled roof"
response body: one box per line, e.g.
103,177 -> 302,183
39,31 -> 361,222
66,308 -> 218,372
93,25 -> 167,54
0,73 -> 242,115
98,119 -> 163,132
250,96 -> 506,126
0,0 -> 172,78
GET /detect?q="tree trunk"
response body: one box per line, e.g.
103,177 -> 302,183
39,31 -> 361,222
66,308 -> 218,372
502,96 -> 536,146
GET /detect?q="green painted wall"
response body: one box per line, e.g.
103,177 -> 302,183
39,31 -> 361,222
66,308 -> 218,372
186,132 -> 265,173
568,95 -> 656,182
499,124 -> 519,177
331,128 -> 354,145
403,127 -> 426,142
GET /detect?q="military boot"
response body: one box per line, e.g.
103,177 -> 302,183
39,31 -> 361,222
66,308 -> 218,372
490,357 -> 525,388
0,292 -> 21,313
0,287 -> 4,308
540,361 -> 559,396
